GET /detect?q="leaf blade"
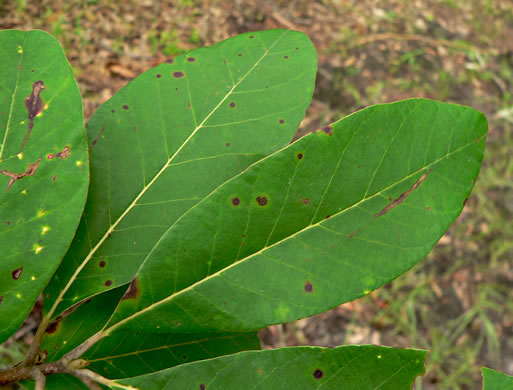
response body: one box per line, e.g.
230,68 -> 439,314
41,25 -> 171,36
44,29 -> 317,320
105,99 -> 486,335
114,345 -> 427,390
0,29 -> 88,342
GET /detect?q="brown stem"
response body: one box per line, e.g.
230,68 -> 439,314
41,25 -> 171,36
24,314 -> 51,366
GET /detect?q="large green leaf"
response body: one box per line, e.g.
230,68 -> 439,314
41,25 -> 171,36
43,29 -> 317,321
103,98 -> 486,336
83,331 -> 260,379
114,345 -> 427,389
482,367 -> 513,390
0,30 -> 88,343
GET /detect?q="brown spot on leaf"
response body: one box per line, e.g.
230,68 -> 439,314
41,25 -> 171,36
111,109 -> 115,113
173,71 -> 184,78
348,228 -> 360,238
0,296 -> 2,305
156,74 -> 162,78
297,153 -> 303,159
121,278 -> 138,300
166,58 -> 174,63
321,125 -> 333,136
45,321 -> 59,334
187,57 -> 196,62
284,55 -> 289,59
105,280 -> 112,287
463,197 -> 469,207
47,154 -> 54,160
122,104 -> 129,110
426,206 -> 430,211
226,143 -> 230,147
325,215 -> 330,219
313,369 -> 323,379
199,385 -> 205,390
229,102 -> 236,108
256,196 -> 267,206
12,267 -> 23,280
99,261 -> 106,268
232,197 -> 240,206
1,157 -> 42,191
375,172 -> 428,218
304,281 -> 313,293
238,53 -> 242,56
249,35 -> 254,39
56,146 -> 70,159
21,80 -> 45,150
52,175 -> 56,182
303,198 -> 310,204
279,119 -> 284,124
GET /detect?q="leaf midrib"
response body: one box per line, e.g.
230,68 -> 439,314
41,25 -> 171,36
105,129 -> 483,335
46,30 -> 291,322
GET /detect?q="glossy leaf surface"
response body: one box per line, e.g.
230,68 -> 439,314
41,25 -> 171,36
114,345 -> 427,390
105,99 -> 486,335
44,29 -> 317,319
482,367 -> 513,390
0,30 -> 88,342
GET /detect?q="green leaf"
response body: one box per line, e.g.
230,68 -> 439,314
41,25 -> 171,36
43,29 -> 317,321
83,331 -> 260,379
104,98 -> 486,335
0,30 -> 88,342
114,345 -> 427,390
482,367 -> 513,390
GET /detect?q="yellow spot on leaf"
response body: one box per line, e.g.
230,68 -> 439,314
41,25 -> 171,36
363,289 -> 371,295
36,209 -> 46,218
34,244 -> 43,254
21,190 -> 27,195
377,355 -> 382,359
16,293 -> 22,298
17,152 -> 23,160
42,226 -> 50,235
17,45 -> 23,54
76,160 -> 83,167
31,276 -> 36,281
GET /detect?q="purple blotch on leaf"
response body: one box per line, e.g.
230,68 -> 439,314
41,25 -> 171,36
105,280 -> 112,287
284,55 -> 289,59
12,267 -> 23,280
173,71 -> 185,78
279,119 -> 285,124
46,321 -> 59,334
111,109 -> 115,113
304,282 -> 313,293
0,296 -> 2,305
99,261 -> 106,268
321,125 -> 333,136
303,198 -> 310,204
187,57 -> 196,62
156,74 -> 162,78
200,385 -> 206,390
313,369 -> 323,379
229,102 -> 236,108
226,143 -> 230,147
249,35 -> 254,39
166,58 -> 174,64
256,196 -> 267,206
238,53 -> 242,56
121,278 -> 138,300
297,153 -> 303,159
122,104 -> 129,110
232,197 -> 240,206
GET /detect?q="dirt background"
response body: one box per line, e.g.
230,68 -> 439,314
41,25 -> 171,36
1,1 -> 513,389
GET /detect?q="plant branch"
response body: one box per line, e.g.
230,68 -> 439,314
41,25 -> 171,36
32,369 -> 46,390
